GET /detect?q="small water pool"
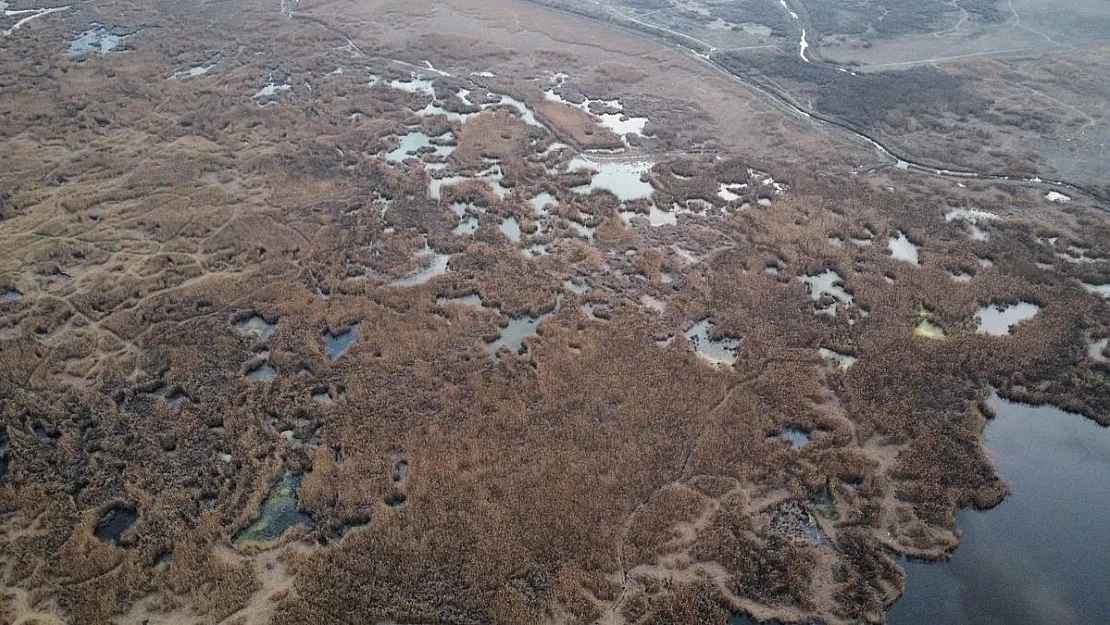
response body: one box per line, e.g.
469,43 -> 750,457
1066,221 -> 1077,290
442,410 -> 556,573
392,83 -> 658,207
69,26 -> 129,56
684,319 -> 739,368
323,326 -> 357,359
93,504 -> 138,545
975,302 -> 1040,336
888,232 -> 920,266
234,474 -> 313,545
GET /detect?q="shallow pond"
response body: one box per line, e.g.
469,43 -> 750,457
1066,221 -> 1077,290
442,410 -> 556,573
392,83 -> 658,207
633,205 -> 678,227
246,363 -> 277,382
323,326 -> 356,359
914,319 -> 946,340
392,242 -> 450,286
387,74 -> 435,97
236,315 -> 275,342
597,112 -> 648,138
252,73 -> 291,101
386,130 -> 454,164
798,270 -> 852,315
1,289 -> 22,302
69,26 -> 128,56
975,302 -> 1040,336
488,314 -> 548,356
530,192 -> 558,214
945,208 -> 998,241
543,80 -> 646,142
569,220 -> 596,241
94,504 -> 138,545
818,347 -> 856,370
172,63 -> 216,79
487,296 -> 562,357
888,232 -> 920,265
684,319 -> 738,368
416,101 -> 473,123
1088,338 -> 1108,362
563,279 -> 589,294
779,428 -> 810,449
234,474 -> 313,545
568,157 -> 654,202
718,183 -> 747,202
393,459 -> 409,484
493,95 -> 543,127
500,216 -> 521,243
429,164 -> 506,200
619,207 -> 667,228
889,393 -> 1110,625
452,216 -> 479,235
1083,283 -> 1110,298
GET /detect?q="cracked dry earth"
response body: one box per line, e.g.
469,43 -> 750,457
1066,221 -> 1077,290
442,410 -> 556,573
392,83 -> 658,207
1,0 -> 1109,624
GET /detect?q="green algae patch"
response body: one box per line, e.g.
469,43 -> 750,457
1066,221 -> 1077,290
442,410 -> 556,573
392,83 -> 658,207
234,474 -> 313,547
914,309 -> 946,340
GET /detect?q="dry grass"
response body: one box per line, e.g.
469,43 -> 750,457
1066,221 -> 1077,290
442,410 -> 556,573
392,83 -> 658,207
0,0 -> 1107,624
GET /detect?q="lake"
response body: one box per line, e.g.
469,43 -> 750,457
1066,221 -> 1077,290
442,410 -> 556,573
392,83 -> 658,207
889,393 -> 1110,625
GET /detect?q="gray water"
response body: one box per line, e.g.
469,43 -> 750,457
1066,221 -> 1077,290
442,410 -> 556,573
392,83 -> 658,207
69,26 -> 128,56
530,192 -> 558,214
684,319 -> 739,367
780,428 -> 810,449
888,232 -> 920,265
975,302 -> 1040,336
568,157 -> 654,201
323,326 -> 356,359
93,504 -> 138,545
452,216 -> 478,235
563,279 -> 589,294
391,244 -> 450,286
487,314 -> 548,356
798,270 -> 853,316
889,393 -> 1110,625
246,363 -> 277,382
500,216 -> 521,243
818,347 -> 856,370
486,296 -> 562,357
236,314 -> 275,342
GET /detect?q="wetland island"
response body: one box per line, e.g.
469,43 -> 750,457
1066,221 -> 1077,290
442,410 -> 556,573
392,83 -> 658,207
1,0 -> 1108,623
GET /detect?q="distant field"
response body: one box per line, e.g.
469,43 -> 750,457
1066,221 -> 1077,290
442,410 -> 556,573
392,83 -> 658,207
536,0 -> 1110,193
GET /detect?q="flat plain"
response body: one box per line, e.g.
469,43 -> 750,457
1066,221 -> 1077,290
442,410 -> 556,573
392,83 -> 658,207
1,0 -> 1108,624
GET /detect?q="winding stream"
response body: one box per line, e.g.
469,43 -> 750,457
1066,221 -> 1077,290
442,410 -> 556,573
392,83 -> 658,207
777,0 -> 810,62
526,0 -> 1101,201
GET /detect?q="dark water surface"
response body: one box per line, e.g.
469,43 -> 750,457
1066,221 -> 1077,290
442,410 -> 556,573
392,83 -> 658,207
233,474 -> 312,545
93,504 -> 138,545
890,393 -> 1110,625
